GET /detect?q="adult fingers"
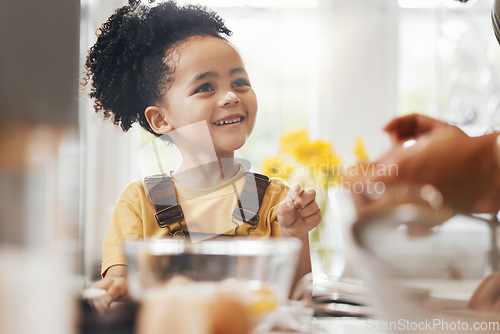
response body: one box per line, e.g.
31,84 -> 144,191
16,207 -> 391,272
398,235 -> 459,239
383,114 -> 439,141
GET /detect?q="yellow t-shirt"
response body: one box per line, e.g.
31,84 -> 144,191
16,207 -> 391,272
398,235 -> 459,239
101,168 -> 290,276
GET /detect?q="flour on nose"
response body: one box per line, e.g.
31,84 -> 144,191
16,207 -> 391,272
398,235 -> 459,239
225,91 -> 238,101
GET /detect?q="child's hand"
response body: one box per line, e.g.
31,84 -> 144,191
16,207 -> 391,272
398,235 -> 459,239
89,265 -> 129,309
277,184 -> 321,238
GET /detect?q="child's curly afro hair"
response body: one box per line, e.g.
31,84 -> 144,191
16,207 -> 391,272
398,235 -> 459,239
84,0 -> 232,136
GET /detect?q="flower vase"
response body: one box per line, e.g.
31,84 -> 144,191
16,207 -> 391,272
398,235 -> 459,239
309,187 -> 354,281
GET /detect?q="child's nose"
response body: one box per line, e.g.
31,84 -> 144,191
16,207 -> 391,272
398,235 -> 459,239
221,91 -> 240,106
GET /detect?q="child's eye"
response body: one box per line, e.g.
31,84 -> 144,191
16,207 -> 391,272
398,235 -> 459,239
232,78 -> 250,88
194,83 -> 214,94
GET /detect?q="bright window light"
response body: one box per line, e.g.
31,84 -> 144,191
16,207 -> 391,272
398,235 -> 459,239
398,0 -> 439,9
173,0 -> 320,8
399,0 -> 480,9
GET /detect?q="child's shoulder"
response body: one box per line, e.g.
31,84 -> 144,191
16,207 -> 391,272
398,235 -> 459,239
267,176 -> 289,187
116,178 -> 151,203
122,178 -> 147,191
264,175 -> 291,194
248,171 -> 288,186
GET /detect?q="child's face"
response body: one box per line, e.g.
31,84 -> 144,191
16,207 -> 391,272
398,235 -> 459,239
159,36 -> 257,156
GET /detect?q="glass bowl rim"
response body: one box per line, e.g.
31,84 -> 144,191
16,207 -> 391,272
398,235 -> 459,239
123,237 -> 302,256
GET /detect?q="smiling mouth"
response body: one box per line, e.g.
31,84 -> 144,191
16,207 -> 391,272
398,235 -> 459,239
212,116 -> 244,126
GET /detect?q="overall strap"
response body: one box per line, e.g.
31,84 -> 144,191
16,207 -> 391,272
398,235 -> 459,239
143,174 -> 184,230
233,172 -> 271,235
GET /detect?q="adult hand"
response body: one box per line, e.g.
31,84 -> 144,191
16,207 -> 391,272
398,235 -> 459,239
374,114 -> 499,213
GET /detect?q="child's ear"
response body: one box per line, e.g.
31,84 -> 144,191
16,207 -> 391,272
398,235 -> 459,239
144,106 -> 173,135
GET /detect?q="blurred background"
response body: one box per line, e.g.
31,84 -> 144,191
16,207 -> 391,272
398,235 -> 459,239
1,0 -> 499,331
0,0 -> 80,332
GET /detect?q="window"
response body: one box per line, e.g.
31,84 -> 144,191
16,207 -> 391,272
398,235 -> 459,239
398,0 -> 500,135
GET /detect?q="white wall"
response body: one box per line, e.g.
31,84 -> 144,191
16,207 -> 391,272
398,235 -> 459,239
315,1 -> 399,159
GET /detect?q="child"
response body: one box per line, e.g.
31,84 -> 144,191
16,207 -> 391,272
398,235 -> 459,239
85,0 -> 321,306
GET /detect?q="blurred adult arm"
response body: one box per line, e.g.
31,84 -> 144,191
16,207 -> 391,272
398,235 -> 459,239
465,0 -> 500,314
374,114 -> 500,313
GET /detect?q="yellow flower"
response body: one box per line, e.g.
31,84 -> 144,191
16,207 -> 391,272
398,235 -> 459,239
280,129 -> 309,155
293,139 -> 341,177
293,140 -> 327,165
261,155 -> 294,181
354,137 -> 370,163
263,129 -> 365,192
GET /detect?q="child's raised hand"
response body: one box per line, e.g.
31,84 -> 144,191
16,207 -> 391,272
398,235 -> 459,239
277,184 -> 321,238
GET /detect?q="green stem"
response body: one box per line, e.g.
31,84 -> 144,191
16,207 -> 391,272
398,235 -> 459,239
310,174 -> 330,242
